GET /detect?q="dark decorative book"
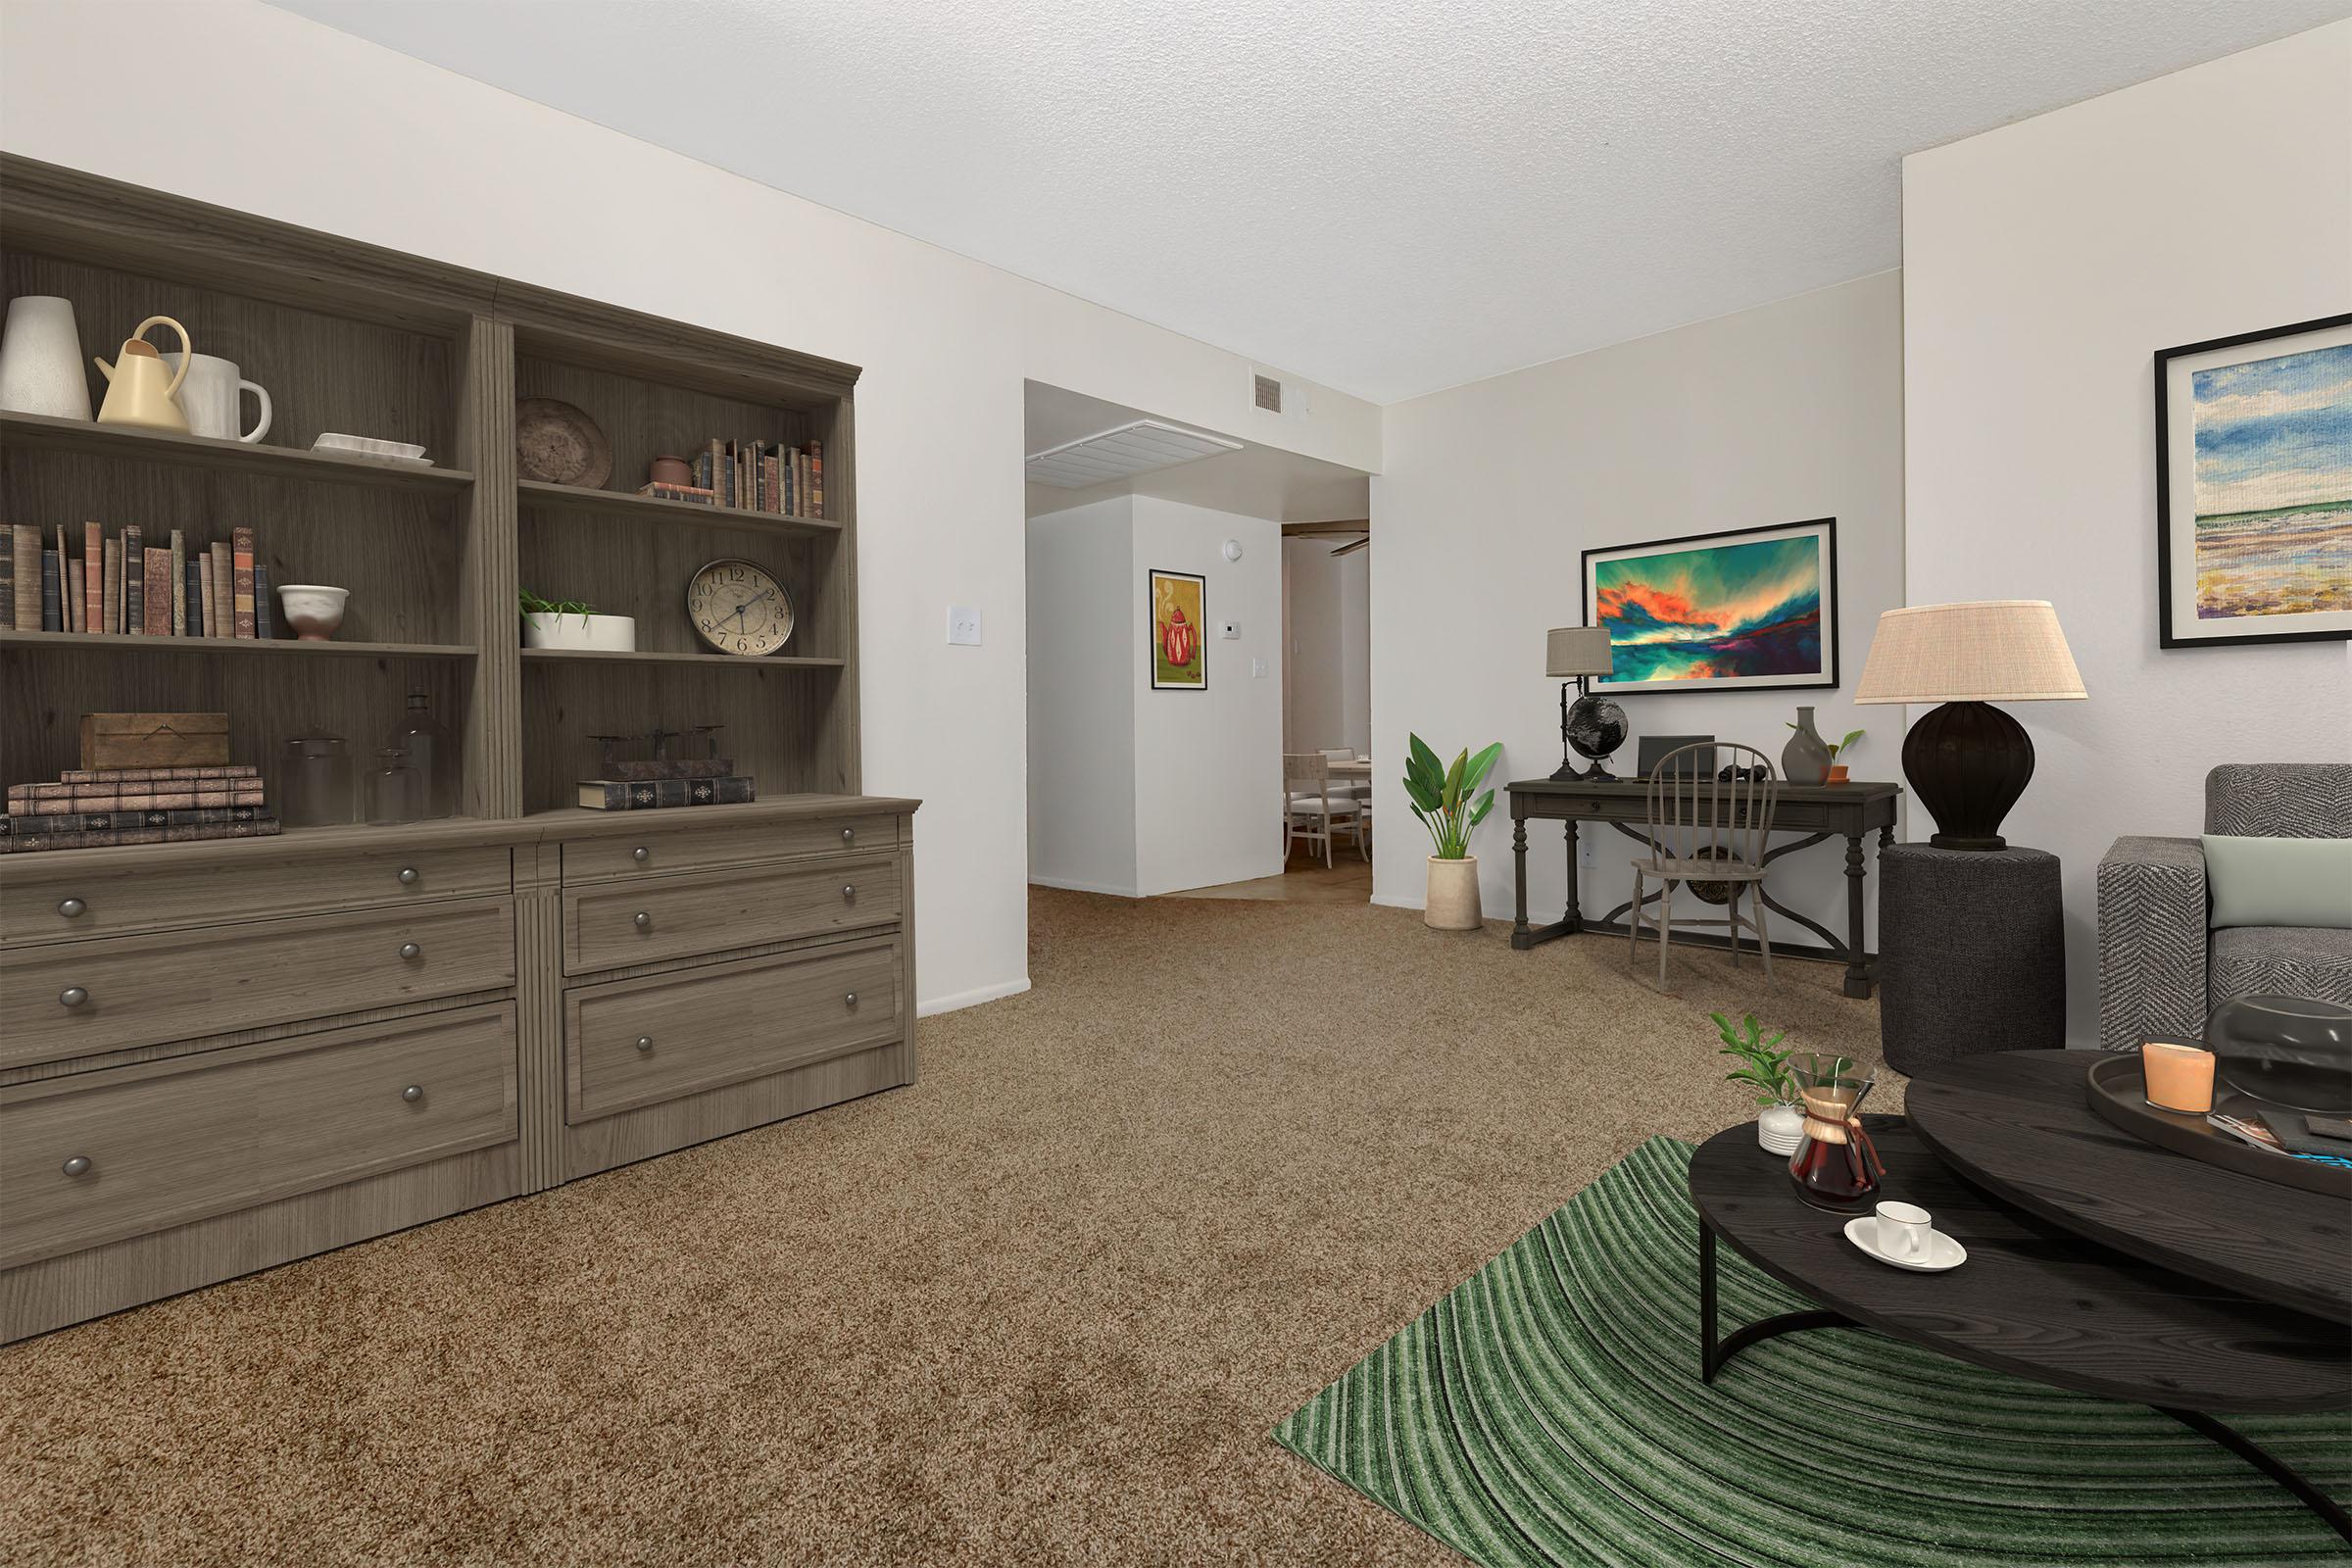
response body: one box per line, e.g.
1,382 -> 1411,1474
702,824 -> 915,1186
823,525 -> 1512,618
123,522 -> 143,634
231,526 -> 257,639
0,522 -> 13,629
0,815 -> 282,854
574,775 -> 757,810
40,547 -> 62,631
254,563 -> 276,638
184,559 -> 204,637
2,806 -> 263,836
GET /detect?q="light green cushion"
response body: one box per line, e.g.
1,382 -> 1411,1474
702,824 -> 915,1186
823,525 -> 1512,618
2203,834 -> 2352,930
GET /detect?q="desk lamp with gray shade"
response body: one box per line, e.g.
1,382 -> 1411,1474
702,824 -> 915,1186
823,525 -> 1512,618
1545,625 -> 1624,781
1853,600 -> 2085,849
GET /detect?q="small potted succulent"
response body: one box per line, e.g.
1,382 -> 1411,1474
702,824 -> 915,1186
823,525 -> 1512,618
1403,733 -> 1501,930
1714,1012 -> 1805,1153
520,588 -> 636,653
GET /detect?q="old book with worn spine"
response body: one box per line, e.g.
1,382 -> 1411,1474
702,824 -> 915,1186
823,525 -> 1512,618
254,564 -> 276,638
0,523 -> 12,629
169,527 -> 186,633
82,520 -> 100,633
231,526 -> 257,638
65,555 -> 83,632
9,784 -> 266,813
143,549 -> 172,634
574,775 -> 757,810
102,534 -> 121,635
0,815 -> 283,854
2,806 -> 263,835
11,521 -> 36,629
210,542 -> 232,638
40,547 -> 61,630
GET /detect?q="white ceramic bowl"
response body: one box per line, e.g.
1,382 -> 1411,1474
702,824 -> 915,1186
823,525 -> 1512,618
276,583 -> 350,641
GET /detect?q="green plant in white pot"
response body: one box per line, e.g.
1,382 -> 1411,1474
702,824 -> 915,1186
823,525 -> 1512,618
1404,734 -> 1501,930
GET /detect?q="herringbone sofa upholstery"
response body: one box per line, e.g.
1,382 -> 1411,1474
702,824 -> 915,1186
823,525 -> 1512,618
2097,763 -> 2352,1053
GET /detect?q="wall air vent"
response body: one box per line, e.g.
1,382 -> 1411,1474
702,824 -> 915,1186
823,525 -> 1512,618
1252,373 -> 1283,414
1024,419 -> 1244,489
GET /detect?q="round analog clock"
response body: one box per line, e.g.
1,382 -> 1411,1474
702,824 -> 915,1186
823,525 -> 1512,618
686,559 -> 796,656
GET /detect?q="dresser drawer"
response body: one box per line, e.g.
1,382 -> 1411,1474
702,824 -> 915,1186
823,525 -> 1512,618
0,897 -> 515,1066
563,856 -> 899,975
565,941 -> 901,1122
1,842 -> 513,945
0,1003 -> 517,1268
561,811 -> 900,884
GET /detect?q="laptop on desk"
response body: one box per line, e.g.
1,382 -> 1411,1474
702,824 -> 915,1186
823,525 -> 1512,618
1635,735 -> 1716,779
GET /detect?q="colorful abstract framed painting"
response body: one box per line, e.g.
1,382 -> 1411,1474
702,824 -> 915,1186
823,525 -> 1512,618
2155,313 -> 2352,649
1581,517 -> 1838,695
1148,568 -> 1206,690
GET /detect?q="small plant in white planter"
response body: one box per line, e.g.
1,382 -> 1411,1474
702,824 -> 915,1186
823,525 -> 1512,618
1714,1011 -> 1804,1154
1404,733 -> 1501,931
520,589 -> 636,653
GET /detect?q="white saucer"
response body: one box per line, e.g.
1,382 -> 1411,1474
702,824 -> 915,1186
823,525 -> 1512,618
1843,1216 -> 1967,1272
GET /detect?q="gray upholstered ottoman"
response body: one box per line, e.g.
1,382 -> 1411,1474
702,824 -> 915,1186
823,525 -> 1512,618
1879,844 -> 2066,1072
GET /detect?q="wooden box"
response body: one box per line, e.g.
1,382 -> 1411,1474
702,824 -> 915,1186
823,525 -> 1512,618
78,711 -> 230,769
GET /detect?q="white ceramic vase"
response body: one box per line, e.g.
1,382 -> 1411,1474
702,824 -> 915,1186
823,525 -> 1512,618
0,295 -> 93,420
523,612 -> 636,653
1758,1102 -> 1804,1155
1424,855 -> 1482,930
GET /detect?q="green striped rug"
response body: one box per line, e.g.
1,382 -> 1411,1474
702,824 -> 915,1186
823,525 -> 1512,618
1274,1137 -> 2352,1566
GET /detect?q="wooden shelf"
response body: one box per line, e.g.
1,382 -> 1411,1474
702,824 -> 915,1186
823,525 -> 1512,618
520,647 -> 844,669
518,479 -> 841,539
0,411 -> 473,493
0,630 -> 476,660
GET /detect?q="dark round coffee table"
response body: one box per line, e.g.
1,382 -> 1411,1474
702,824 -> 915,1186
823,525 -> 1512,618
1689,1109 -> 2351,1542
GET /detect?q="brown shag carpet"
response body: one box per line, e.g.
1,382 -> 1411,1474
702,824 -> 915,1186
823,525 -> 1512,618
1,889 -> 1884,1566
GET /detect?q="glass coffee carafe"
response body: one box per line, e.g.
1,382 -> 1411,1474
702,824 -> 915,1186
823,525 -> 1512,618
1787,1054 -> 1885,1211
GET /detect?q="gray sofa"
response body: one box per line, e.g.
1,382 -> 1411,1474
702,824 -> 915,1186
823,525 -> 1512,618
2096,762 -> 2352,1053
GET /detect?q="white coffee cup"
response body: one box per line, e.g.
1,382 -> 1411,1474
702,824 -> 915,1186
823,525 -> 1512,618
163,352 -> 271,444
1875,1200 -> 1933,1261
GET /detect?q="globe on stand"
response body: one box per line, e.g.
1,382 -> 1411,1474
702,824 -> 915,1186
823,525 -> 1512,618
1565,694 -> 1628,780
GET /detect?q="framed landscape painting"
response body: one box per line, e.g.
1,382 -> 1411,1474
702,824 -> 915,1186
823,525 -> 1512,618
1581,517 -> 1838,695
2156,313 -> 2352,648
1149,568 -> 1206,690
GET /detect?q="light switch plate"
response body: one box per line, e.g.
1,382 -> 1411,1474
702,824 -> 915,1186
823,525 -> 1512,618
1251,658 -> 1267,678
1220,621 -> 1240,639
947,607 -> 981,646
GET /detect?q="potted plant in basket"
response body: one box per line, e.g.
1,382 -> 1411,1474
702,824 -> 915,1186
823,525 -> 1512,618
1404,733 -> 1501,930
1714,1012 -> 1805,1153
520,588 -> 637,653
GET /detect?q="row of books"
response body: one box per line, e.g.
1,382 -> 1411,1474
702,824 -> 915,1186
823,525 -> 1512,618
637,438 -> 823,518
3,763 -> 279,853
0,522 -> 275,639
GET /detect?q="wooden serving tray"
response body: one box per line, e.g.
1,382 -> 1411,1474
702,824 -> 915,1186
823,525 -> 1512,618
2085,1054 -> 2352,1199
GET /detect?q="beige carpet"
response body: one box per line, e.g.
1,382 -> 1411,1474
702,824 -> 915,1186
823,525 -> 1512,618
1,889 -> 1886,1567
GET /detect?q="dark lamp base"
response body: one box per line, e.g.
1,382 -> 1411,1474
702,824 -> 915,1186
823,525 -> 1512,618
1903,700 -> 2034,852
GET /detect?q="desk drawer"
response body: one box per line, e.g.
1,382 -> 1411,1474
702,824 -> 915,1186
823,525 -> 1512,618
565,941 -> 901,1122
561,812 -> 899,884
1,843 -> 512,946
0,1003 -> 517,1268
563,856 -> 899,976
0,897 -> 515,1066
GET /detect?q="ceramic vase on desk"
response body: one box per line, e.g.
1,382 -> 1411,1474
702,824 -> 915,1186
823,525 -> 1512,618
1782,706 -> 1833,786
0,296 -> 93,419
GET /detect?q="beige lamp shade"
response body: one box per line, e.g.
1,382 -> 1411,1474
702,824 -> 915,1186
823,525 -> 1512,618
1546,625 -> 1614,678
1853,601 -> 2086,705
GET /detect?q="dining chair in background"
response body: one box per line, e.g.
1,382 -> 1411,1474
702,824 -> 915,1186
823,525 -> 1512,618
1285,752 -> 1366,867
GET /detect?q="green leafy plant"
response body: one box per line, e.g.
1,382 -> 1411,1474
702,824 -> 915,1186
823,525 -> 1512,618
1713,1012 -> 1798,1107
1788,721 -> 1866,761
1402,734 -> 1501,859
519,589 -> 597,618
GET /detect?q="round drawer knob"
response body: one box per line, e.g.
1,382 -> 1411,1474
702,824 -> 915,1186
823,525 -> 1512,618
62,1155 -> 92,1178
401,1085 -> 423,1102
59,986 -> 88,1009
633,911 -> 652,930
840,885 -> 856,903
398,866 -> 419,886
631,847 -> 650,863
841,827 -> 855,844
635,1035 -> 655,1054
57,897 -> 86,918
398,942 -> 422,960
844,991 -> 858,1008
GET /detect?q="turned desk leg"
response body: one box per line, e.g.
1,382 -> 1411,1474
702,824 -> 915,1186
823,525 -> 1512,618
1841,831 -> 1870,998
1511,816 -> 1532,948
1564,820 -> 1581,934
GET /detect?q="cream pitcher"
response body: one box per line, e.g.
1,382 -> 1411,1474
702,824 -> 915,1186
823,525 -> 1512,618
93,315 -> 194,433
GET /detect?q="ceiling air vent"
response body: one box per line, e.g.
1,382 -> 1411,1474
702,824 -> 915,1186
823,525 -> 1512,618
1252,373 -> 1284,414
1025,419 -> 1243,489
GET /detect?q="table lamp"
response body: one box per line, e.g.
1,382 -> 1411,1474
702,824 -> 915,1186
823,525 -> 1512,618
1853,600 -> 2085,850
1545,626 -> 1623,781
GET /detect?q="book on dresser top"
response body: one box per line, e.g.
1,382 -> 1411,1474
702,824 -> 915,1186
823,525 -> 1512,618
0,815 -> 282,854
576,775 -> 757,810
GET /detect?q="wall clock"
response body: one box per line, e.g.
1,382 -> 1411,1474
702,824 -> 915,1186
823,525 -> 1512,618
686,558 -> 796,656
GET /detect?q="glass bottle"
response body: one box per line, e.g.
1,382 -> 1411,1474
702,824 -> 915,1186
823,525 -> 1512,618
1787,1055 -> 1885,1211
390,691 -> 456,819
364,747 -> 421,827
281,732 -> 354,829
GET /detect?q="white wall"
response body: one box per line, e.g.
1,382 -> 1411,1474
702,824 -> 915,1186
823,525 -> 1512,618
0,0 -> 1381,1014
1903,20 -> 2352,1043
1372,271 -> 1907,946
1026,500 -> 1137,896
1282,538 -> 1372,756
1131,499 -> 1285,895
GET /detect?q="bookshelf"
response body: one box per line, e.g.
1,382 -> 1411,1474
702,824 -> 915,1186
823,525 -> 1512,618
0,155 -> 913,1344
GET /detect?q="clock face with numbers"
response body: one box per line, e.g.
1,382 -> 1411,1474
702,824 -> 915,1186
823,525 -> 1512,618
686,559 -> 796,656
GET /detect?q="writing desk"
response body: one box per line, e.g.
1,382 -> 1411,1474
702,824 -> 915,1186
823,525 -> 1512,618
1504,776 -> 1902,997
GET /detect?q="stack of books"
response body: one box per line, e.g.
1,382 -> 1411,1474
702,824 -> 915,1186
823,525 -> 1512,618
0,522 -> 275,639
2,764 -> 280,853
653,437 -> 822,518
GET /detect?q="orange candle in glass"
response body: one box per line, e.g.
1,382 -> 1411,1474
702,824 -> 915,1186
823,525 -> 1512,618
2141,1038 -> 2216,1114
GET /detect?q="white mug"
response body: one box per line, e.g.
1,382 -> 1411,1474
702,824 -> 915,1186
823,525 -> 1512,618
1875,1200 -> 1933,1260
162,352 -> 271,444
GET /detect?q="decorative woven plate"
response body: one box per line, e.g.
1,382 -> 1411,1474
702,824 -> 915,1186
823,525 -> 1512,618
514,398 -> 612,488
